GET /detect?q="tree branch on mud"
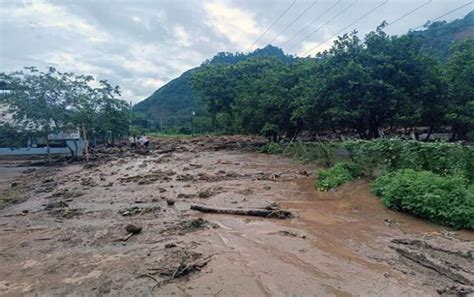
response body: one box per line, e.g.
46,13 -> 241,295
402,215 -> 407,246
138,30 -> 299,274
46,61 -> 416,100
190,204 -> 293,219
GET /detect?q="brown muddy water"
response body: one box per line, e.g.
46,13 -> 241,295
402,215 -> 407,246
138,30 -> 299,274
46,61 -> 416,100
0,136 -> 472,296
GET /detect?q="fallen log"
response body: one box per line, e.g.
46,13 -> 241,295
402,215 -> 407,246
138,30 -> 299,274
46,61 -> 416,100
190,204 -> 293,219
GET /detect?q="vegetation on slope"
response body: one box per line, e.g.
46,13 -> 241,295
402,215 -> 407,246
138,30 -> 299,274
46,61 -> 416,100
133,45 -> 293,132
135,12 -> 473,135
192,27 -> 473,140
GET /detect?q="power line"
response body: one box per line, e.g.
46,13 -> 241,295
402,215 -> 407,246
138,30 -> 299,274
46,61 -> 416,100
413,1 -> 473,30
303,0 -> 389,56
288,0 -> 359,52
387,0 -> 432,27
281,0 -> 343,48
246,0 -> 296,52
266,0 -> 321,45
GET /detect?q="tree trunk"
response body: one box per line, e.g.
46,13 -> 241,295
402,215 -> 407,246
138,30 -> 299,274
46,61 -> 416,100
45,135 -> 51,165
82,126 -> 89,162
368,120 -> 380,139
424,126 -> 434,142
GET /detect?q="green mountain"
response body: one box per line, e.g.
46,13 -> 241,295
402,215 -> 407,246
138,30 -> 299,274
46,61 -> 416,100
415,10 -> 474,58
133,45 -> 294,130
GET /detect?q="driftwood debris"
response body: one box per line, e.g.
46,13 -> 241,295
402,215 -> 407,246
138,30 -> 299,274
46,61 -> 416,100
190,204 -> 293,219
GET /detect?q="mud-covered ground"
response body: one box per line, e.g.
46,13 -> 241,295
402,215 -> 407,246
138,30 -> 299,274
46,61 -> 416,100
0,136 -> 473,296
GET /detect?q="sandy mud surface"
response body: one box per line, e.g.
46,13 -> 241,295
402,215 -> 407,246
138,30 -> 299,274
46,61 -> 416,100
0,136 -> 473,296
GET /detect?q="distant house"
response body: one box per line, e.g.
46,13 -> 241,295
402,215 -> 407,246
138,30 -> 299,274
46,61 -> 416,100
0,104 -> 84,157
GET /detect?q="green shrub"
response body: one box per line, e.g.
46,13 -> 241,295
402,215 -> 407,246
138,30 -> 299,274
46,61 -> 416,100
315,162 -> 362,191
345,139 -> 473,180
372,169 -> 474,229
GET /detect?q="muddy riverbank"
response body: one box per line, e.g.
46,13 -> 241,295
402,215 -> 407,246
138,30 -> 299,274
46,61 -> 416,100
0,136 -> 472,296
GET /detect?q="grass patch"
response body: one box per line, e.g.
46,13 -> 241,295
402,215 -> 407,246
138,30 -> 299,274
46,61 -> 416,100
0,188 -> 25,209
261,141 -> 338,166
344,139 -> 473,180
315,162 -> 362,191
372,169 -> 474,229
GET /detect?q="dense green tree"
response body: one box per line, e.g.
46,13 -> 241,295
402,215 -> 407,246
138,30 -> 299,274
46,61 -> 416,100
444,39 -> 474,140
191,24 -> 472,141
0,67 -> 129,160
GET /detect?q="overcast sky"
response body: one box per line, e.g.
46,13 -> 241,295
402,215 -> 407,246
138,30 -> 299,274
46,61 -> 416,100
0,0 -> 472,104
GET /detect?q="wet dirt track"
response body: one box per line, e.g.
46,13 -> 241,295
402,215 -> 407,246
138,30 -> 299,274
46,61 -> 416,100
0,136 -> 473,296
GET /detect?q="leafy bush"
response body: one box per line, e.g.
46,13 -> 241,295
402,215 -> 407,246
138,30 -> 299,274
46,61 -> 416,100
315,162 -> 362,191
344,139 -> 473,180
372,169 -> 474,229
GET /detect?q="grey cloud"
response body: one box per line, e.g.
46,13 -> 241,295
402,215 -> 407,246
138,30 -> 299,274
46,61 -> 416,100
1,0 -> 472,103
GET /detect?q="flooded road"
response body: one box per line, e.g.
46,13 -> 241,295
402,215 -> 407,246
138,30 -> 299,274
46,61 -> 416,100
0,136 -> 472,296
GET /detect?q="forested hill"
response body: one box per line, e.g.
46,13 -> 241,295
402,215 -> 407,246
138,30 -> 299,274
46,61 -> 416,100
416,10 -> 474,58
133,45 -> 293,129
134,12 -> 473,132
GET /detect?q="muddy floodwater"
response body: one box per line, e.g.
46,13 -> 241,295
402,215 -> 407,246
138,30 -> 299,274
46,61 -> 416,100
0,136 -> 473,296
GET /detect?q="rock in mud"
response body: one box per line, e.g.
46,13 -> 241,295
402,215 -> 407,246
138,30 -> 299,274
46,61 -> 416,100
198,189 -> 213,198
125,224 -> 142,234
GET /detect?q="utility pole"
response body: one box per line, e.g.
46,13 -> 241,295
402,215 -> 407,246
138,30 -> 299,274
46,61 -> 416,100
129,100 -> 133,136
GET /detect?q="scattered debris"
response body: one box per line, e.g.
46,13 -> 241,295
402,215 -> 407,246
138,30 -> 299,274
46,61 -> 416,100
177,193 -> 196,199
390,237 -> 474,291
80,177 -> 97,187
139,245 -> 211,288
198,189 -> 213,198
119,170 -> 175,185
236,188 -> 253,196
83,163 -> 99,170
44,201 -> 69,210
165,243 -> 177,249
119,206 -> 161,216
44,201 -> 81,219
274,230 -> 306,239
185,218 -> 209,230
